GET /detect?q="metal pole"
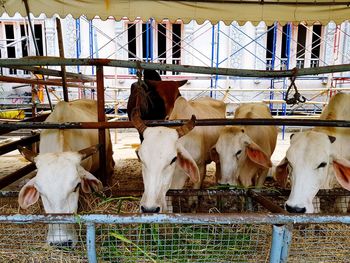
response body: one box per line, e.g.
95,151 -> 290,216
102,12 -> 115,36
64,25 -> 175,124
1,58 -> 350,77
270,225 -> 285,263
4,117 -> 350,129
96,65 -> 107,185
0,163 -> 36,190
210,25 -> 215,97
86,223 -> 97,263
214,22 -> 220,99
281,23 -> 292,140
280,224 -> 293,263
0,133 -> 40,155
76,18 -> 81,74
269,22 -> 278,111
56,17 -> 69,102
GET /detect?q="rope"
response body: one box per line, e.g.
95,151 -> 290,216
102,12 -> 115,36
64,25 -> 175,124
284,67 -> 306,105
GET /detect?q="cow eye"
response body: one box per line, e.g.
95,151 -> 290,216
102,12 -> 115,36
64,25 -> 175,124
170,157 -> 177,165
236,150 -> 242,156
74,183 -> 81,192
317,162 -> 327,169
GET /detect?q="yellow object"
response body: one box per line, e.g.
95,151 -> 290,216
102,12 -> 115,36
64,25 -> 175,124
0,110 -> 25,120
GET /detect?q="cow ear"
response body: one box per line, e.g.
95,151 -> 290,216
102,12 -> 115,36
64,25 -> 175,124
333,158 -> 350,191
210,146 -> 220,163
176,143 -> 200,183
18,178 -> 39,209
246,142 -> 272,168
79,167 -> 103,193
176,80 -> 188,87
275,157 -> 289,188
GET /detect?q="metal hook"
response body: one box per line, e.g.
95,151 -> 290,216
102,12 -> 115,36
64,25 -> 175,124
284,68 -> 306,106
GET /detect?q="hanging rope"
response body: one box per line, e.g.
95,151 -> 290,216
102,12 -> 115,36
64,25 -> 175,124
284,67 -> 306,105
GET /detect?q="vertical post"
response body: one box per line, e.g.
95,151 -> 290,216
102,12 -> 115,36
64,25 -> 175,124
269,224 -> 292,263
75,18 -> 81,74
96,65 -> 107,185
280,224 -> 292,263
214,22 -> 220,99
282,23 -> 292,140
149,19 -> 153,62
210,25 -> 215,97
86,223 -> 97,263
269,22 -> 278,112
56,17 -> 69,102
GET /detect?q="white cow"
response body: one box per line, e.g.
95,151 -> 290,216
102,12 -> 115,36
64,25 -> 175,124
132,96 -> 226,213
210,103 -> 277,187
18,99 -> 115,247
276,93 -> 350,213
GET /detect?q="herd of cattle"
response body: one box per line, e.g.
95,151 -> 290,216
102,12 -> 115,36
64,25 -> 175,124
14,70 -> 350,247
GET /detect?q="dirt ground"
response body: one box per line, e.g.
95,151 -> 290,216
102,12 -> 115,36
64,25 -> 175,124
0,129 -> 292,193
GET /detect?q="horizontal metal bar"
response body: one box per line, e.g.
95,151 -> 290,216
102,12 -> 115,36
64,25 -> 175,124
0,113 -> 49,136
1,213 -> 350,225
0,58 -> 350,78
8,66 -> 95,82
0,75 -> 87,88
0,134 -> 40,155
2,118 -> 350,129
0,163 -> 36,190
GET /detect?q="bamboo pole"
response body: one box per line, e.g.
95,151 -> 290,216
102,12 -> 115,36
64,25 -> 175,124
56,18 -> 68,102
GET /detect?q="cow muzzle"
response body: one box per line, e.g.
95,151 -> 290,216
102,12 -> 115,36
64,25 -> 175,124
47,224 -> 77,249
285,204 -> 306,213
141,205 -> 161,213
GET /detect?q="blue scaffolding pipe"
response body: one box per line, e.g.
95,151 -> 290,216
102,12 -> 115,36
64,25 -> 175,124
75,18 -> 81,74
146,22 -> 149,62
210,25 -> 215,98
220,24 -> 277,67
89,20 -> 94,76
149,19 -> 153,62
281,23 -> 292,140
269,22 -> 278,111
214,23 -> 220,99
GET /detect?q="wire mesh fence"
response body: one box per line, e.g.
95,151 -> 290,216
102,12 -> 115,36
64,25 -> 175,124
1,189 -> 350,262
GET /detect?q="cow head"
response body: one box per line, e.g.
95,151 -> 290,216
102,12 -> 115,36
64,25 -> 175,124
275,131 -> 340,213
210,127 -> 272,186
145,79 -> 186,118
18,145 -> 102,248
132,109 -> 199,213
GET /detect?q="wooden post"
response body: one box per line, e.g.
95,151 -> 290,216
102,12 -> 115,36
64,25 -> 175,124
56,17 -> 69,102
96,65 -> 107,185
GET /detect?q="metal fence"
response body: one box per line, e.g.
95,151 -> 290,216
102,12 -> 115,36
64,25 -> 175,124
1,189 -> 350,262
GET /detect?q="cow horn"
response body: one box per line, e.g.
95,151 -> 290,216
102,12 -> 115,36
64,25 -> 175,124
18,146 -> 38,163
131,108 -> 147,135
176,115 -> 196,138
79,144 -> 101,160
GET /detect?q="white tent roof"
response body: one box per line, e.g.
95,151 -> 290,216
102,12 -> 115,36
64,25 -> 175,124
1,0 -> 350,25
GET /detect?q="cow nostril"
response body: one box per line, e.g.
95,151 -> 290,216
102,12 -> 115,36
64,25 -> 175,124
155,207 -> 160,213
286,204 -> 306,213
49,240 -> 73,249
